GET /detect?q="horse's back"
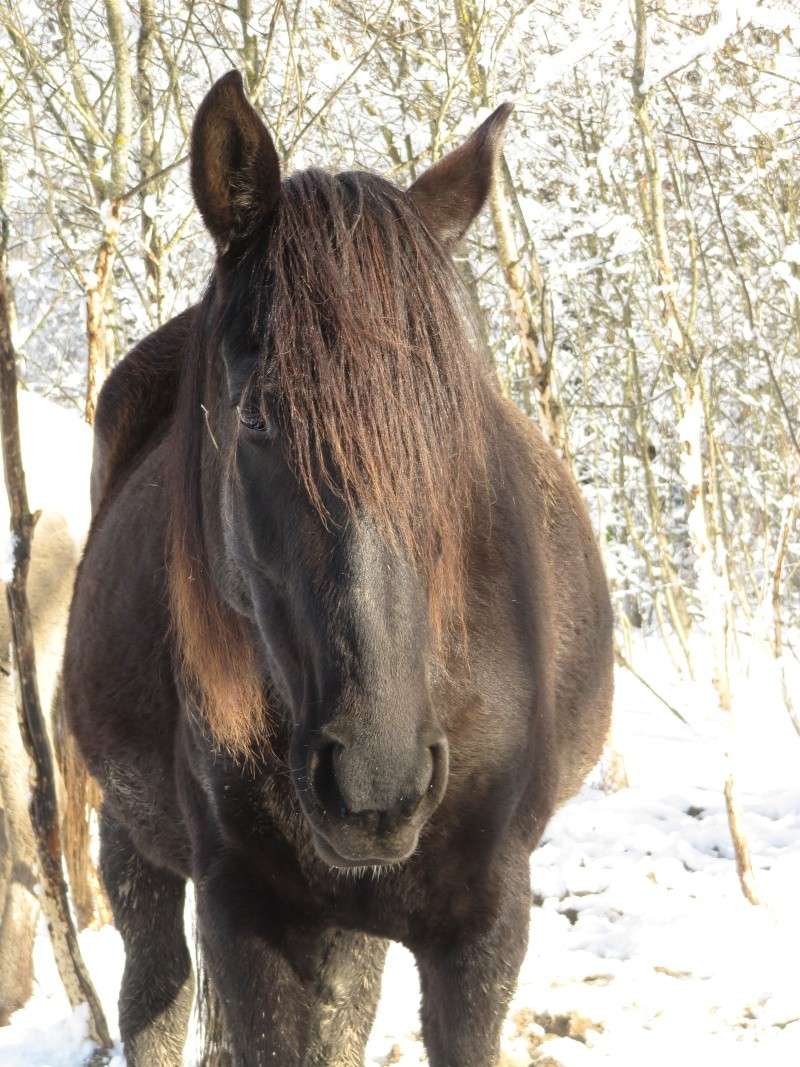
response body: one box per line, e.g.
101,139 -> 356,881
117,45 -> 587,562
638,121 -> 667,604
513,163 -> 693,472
91,306 -> 196,512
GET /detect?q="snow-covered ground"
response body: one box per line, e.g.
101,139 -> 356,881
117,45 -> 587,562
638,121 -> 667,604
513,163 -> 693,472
1,632 -> 798,1067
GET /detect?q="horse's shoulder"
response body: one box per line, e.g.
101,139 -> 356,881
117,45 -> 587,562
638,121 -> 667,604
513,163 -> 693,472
92,306 -> 198,510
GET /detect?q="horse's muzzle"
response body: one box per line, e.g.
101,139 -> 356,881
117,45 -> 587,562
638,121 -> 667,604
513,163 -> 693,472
297,731 -> 449,867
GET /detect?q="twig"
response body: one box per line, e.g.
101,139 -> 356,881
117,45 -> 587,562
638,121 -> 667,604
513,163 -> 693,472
614,645 -> 690,726
122,151 -> 188,202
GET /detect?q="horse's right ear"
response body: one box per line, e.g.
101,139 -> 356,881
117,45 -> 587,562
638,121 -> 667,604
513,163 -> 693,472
191,70 -> 281,252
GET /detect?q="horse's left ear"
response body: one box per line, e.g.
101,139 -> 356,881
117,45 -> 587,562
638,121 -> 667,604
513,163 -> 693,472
191,70 -> 281,252
408,103 -> 513,248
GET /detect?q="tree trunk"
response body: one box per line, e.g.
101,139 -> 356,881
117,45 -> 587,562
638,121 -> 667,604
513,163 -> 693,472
632,0 -> 758,905
0,91 -> 39,1026
84,205 -> 121,424
768,477 -> 799,738
678,368 -> 758,908
453,0 -> 568,454
0,221 -> 112,1051
0,676 -> 38,1024
137,0 -> 165,324
85,0 -> 131,422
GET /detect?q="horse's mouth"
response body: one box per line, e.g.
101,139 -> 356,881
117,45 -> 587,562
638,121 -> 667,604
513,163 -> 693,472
307,820 -> 419,870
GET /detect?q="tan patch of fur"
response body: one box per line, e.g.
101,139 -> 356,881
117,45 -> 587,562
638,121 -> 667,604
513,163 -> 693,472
168,537 -> 266,756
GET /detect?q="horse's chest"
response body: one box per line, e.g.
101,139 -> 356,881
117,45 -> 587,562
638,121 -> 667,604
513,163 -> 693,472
202,768 -> 505,944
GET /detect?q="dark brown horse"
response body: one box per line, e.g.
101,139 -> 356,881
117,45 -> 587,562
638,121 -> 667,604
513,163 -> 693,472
64,71 -> 612,1067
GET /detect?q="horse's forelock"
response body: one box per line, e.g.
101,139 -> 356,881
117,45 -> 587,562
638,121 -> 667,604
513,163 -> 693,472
263,169 -> 489,629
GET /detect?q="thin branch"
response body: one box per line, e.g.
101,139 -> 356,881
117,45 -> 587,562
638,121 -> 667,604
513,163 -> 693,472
122,152 -> 188,202
614,646 -> 690,727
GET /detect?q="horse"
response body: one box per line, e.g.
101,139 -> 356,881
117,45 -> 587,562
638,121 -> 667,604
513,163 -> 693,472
63,70 -> 613,1066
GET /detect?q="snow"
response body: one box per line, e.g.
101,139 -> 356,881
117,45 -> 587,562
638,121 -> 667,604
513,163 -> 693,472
0,927 -> 126,1067
526,1 -> 630,97
772,260 -> 800,299
1,633 -> 797,1066
0,389 -> 92,551
1,533 -> 16,584
641,3 -> 754,92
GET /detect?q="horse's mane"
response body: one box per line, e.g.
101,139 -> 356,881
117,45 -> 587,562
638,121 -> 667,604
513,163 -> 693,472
168,169 -> 491,751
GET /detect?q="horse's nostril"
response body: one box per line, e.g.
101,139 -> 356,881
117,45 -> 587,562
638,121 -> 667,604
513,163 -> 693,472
426,748 -> 437,792
309,741 -> 347,817
428,737 -> 449,799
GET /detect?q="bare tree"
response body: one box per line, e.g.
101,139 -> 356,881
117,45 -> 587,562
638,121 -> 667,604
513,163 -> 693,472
0,152 -> 112,1051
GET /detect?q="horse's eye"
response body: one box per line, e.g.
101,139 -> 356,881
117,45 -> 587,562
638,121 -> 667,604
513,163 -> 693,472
237,395 -> 271,434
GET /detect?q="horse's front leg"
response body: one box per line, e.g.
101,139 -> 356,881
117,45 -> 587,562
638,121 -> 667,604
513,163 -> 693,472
196,862 -> 387,1066
99,809 -> 194,1067
415,858 -> 531,1067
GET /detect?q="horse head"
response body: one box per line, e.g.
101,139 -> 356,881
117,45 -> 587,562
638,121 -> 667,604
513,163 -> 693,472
172,71 -> 511,868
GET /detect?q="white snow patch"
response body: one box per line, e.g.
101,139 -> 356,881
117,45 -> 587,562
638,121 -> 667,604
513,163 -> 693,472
0,389 -> 92,549
1,531 -> 16,583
